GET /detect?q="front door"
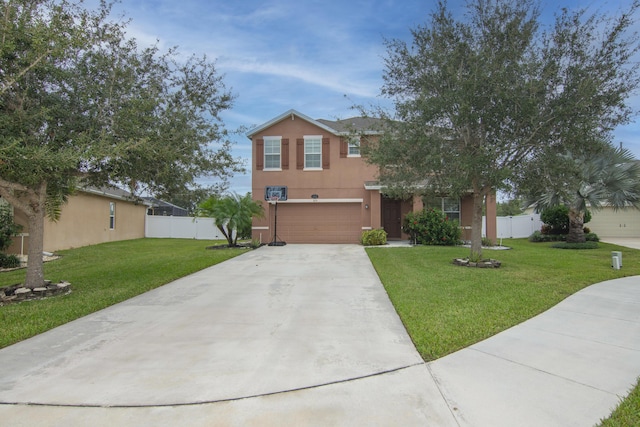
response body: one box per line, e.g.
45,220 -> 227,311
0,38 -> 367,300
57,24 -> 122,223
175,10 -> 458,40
382,198 -> 402,239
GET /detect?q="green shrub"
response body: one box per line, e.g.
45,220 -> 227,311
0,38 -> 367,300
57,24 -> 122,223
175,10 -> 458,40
585,232 -> 599,242
540,205 -> 591,235
529,231 -> 565,242
0,204 -> 22,252
482,237 -> 494,247
529,230 -> 599,243
403,208 -> 462,246
551,241 -> 599,249
540,205 -> 569,234
361,229 -> 388,246
0,253 -> 21,268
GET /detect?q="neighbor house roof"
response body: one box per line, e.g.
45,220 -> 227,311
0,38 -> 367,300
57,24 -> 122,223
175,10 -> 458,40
316,117 -> 383,135
246,109 -> 384,138
82,186 -> 153,206
143,197 -> 189,216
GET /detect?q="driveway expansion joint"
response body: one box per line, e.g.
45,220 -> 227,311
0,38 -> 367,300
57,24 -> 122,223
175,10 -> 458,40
0,362 -> 426,409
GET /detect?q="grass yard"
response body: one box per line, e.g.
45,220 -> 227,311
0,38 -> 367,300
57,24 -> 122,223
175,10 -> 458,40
0,238 -> 248,349
366,238 -> 640,426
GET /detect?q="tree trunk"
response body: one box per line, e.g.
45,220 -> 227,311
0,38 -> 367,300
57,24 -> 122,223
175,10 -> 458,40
25,207 -> 46,289
0,181 -> 48,289
470,190 -> 484,261
566,208 -> 586,243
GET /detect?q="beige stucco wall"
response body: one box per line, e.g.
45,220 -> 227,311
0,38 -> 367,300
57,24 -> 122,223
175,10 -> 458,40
8,191 -> 146,254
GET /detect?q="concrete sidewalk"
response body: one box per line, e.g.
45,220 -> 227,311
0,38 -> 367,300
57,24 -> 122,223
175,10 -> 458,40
430,275 -> 640,426
0,244 -> 638,426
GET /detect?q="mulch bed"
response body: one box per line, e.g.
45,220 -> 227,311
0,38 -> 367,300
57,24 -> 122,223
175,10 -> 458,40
206,243 -> 262,250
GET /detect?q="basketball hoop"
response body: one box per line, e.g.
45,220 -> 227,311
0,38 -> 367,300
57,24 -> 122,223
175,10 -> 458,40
268,195 -> 285,246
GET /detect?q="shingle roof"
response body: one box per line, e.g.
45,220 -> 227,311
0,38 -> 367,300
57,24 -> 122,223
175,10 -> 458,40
82,186 -> 153,206
246,109 -> 384,138
316,117 -> 384,134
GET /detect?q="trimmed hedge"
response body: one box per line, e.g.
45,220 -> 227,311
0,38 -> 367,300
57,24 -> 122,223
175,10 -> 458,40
361,229 -> 388,246
529,230 -> 599,243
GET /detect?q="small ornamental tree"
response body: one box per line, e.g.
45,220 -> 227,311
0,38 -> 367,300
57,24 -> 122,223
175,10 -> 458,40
527,145 -> 640,243
403,209 -> 462,246
197,193 -> 264,247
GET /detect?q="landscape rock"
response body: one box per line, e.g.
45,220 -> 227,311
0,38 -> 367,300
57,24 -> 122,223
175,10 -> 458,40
0,281 -> 72,306
453,258 -> 502,268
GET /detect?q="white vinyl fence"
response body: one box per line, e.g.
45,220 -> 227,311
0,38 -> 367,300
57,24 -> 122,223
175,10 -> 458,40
495,214 -> 542,239
145,216 -> 225,240
146,214 -> 542,241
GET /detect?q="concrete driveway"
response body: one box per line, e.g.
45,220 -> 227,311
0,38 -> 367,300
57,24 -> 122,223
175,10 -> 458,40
1,243 -> 639,426
600,237 -> 640,250
0,245 -> 456,426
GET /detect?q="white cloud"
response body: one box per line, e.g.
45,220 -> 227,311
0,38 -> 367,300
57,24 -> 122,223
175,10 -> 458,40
219,58 -> 380,98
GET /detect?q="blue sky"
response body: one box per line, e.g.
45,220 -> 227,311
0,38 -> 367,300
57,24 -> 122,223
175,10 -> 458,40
96,0 -> 640,195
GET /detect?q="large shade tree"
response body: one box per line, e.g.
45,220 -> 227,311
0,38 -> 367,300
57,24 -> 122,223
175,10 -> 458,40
363,0 -> 640,260
0,0 -> 242,288
525,145 -> 640,243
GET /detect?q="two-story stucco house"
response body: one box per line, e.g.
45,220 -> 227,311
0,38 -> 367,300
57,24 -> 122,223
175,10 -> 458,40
248,109 -> 497,244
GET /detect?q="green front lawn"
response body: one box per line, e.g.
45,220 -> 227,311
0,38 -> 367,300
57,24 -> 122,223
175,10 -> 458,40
366,239 -> 640,426
0,238 -> 247,349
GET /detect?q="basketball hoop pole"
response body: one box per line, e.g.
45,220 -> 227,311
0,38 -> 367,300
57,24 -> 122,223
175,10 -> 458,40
268,197 -> 286,246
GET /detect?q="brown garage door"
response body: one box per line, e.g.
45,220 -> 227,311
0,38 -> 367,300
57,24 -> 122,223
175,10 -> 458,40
272,203 -> 362,243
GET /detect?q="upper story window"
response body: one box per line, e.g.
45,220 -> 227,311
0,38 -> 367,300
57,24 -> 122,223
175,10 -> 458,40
348,136 -> 361,157
109,202 -> 116,230
264,136 -> 281,170
423,196 -> 460,221
304,135 -> 322,169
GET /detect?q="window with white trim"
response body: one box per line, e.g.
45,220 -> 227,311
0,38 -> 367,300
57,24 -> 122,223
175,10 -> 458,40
304,135 -> 322,169
423,196 -> 460,221
348,136 -> 360,156
264,136 -> 281,170
109,202 -> 116,230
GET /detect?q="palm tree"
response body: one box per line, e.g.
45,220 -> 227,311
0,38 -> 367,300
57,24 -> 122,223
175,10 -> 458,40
197,192 -> 264,247
528,145 -> 640,243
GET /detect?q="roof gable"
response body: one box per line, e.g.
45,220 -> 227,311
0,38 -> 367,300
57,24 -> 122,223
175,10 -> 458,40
246,109 -> 340,138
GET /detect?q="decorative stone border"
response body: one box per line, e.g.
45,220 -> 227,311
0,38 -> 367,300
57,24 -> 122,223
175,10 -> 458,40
453,258 -> 502,268
0,281 -> 72,305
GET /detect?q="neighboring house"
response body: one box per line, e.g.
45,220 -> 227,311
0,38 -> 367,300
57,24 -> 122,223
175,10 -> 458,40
248,109 -> 497,244
524,204 -> 640,238
588,206 -> 640,237
144,197 -> 189,216
6,186 -> 149,254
